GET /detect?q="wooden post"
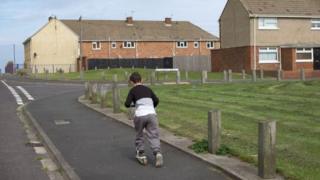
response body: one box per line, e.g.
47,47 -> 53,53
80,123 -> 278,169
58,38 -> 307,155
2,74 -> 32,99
260,69 -> 264,80
176,71 -> 181,84
84,82 -> 90,99
128,107 -> 135,120
150,71 -> 156,85
112,74 -> 121,113
277,69 -> 282,81
185,71 -> 189,81
164,72 -> 168,81
80,67 -> 84,80
252,70 -> 257,82
100,84 -> 108,108
91,83 -> 98,104
156,72 -> 159,82
258,121 -> 276,179
300,68 -> 305,81
223,70 -> 228,82
45,70 -> 49,80
201,70 -> 207,84
88,82 -> 93,100
228,69 -> 232,82
101,71 -> 106,81
242,69 -> 246,80
124,71 -> 129,81
208,109 -> 221,154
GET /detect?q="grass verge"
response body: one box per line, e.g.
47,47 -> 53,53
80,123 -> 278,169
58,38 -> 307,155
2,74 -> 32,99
101,80 -> 320,180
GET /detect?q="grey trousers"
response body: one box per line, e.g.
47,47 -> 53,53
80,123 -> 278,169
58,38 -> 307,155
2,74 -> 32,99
134,114 -> 161,154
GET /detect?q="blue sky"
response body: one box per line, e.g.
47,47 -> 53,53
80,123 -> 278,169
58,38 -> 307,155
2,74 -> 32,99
0,0 -> 227,72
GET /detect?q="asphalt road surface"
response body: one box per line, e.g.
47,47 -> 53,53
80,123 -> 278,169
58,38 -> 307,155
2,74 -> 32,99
1,77 -> 231,180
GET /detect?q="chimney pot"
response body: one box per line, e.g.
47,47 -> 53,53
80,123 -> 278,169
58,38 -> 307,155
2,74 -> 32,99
165,17 -> 172,25
126,17 -> 133,24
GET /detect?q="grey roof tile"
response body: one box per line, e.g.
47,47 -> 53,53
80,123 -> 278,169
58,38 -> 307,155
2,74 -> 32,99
240,0 -> 320,17
61,19 -> 218,41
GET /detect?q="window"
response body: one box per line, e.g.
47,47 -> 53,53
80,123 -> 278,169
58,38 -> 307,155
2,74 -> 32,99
176,41 -> 188,48
123,41 -> 135,48
92,42 -> 101,50
194,42 -> 199,48
258,18 -> 278,29
311,19 -> 320,30
206,41 -> 214,49
111,42 -> 116,48
296,48 -> 313,62
259,47 -> 279,63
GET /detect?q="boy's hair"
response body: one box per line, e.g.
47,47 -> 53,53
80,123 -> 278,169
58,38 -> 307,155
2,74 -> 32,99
129,72 -> 142,83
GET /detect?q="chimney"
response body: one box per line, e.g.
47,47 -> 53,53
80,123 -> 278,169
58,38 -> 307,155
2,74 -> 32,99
48,15 -> 57,21
164,17 -> 172,26
126,17 -> 133,25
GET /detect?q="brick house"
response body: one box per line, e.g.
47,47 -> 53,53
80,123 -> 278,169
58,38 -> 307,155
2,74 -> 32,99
212,0 -> 320,78
24,16 -> 219,73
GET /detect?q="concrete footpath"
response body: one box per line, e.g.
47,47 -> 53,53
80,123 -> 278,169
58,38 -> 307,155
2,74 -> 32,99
25,91 -> 231,180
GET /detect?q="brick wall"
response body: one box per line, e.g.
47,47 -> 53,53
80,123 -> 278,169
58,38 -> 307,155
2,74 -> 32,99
211,46 -> 253,72
212,46 -> 291,72
81,41 -> 213,60
283,70 -> 320,79
296,62 -> 313,70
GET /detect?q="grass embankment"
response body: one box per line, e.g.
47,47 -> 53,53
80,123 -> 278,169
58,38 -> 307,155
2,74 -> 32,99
34,69 -> 247,82
104,80 -> 320,180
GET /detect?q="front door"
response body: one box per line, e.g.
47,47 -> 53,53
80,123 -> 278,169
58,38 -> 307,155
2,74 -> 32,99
314,48 -> 320,70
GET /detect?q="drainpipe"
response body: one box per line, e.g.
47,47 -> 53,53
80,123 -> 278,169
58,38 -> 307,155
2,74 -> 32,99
253,16 -> 257,71
199,38 -> 201,56
279,47 -> 282,70
108,37 -> 111,59
135,40 -> 138,58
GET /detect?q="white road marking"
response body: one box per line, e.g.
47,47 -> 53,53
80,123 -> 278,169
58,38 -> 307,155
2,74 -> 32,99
1,80 -> 24,105
16,86 -> 35,100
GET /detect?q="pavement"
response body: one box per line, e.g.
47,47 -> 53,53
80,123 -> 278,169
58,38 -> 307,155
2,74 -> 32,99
2,78 -> 232,180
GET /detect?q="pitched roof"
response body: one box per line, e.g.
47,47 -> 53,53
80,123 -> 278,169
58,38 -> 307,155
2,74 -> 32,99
60,19 -> 218,41
239,0 -> 320,17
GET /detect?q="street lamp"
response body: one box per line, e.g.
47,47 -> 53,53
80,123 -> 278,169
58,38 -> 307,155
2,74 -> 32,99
79,16 -> 84,80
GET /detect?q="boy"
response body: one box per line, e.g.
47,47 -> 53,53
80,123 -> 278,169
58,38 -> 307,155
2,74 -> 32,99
125,72 -> 163,167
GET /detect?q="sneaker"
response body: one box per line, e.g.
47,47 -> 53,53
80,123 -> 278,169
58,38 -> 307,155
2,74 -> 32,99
155,152 -> 163,168
136,150 -> 148,165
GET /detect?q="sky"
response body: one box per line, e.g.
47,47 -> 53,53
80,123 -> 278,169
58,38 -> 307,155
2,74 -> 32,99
0,0 -> 228,72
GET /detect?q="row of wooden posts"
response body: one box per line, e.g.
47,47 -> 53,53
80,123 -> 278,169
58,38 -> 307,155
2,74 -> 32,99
90,68 -> 307,84
208,110 -> 276,179
84,75 -> 277,179
224,68 -> 307,82
84,74 -> 121,114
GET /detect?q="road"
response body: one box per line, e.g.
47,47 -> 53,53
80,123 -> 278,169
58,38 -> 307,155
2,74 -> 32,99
0,77 -> 231,180
0,80 -> 48,180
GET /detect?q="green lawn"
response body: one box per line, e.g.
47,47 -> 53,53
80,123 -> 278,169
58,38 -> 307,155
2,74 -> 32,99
33,68 -> 248,82
107,80 -> 320,180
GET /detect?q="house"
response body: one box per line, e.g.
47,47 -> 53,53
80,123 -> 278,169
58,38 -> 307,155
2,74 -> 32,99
24,16 -> 219,73
212,0 -> 320,78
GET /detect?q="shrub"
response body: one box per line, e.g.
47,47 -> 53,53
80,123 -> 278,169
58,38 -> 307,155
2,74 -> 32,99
16,69 -> 29,77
